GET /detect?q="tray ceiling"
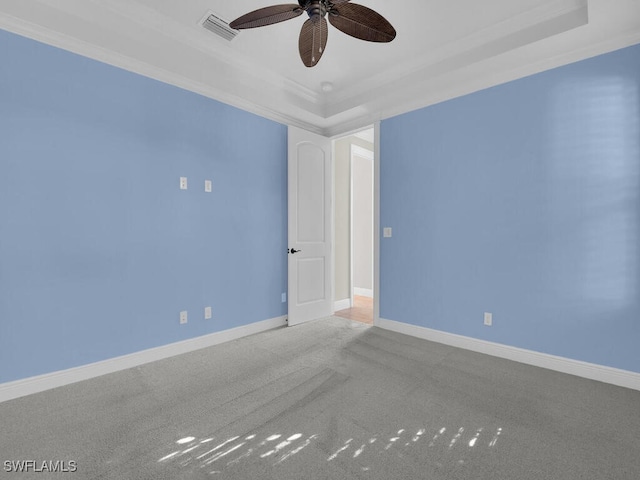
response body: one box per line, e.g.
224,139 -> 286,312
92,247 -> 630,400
1,0 -> 639,136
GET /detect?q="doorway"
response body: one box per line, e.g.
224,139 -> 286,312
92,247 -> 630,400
287,126 -> 333,326
333,128 -> 375,324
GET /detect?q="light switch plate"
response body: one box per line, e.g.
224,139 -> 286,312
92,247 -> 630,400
383,227 -> 392,238
205,180 -> 212,193
484,312 -> 493,326
204,306 -> 212,319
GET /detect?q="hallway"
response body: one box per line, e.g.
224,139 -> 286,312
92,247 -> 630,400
334,296 -> 373,324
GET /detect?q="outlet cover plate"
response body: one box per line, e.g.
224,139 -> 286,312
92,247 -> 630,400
484,312 -> 492,326
204,306 -> 212,319
180,310 -> 188,324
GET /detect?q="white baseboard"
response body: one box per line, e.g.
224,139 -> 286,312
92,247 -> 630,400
0,315 -> 287,403
334,298 -> 352,311
354,288 -> 373,298
377,318 -> 640,392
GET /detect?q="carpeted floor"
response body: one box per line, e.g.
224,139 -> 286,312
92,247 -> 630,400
1,316 -> 639,479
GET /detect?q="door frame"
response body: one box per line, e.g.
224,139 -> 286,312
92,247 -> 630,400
329,122 -> 380,325
287,122 -> 380,325
373,122 -> 380,324
349,144 -> 375,307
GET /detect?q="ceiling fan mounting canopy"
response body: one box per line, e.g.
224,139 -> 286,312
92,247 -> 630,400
230,0 -> 396,67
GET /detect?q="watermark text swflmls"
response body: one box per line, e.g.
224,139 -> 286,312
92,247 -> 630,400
4,460 -> 77,473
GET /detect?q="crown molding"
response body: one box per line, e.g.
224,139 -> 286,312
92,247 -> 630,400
325,0 -> 589,118
0,10 -> 325,135
337,28 -> 640,137
322,25 -> 640,137
2,0 -> 639,138
85,0 -> 323,106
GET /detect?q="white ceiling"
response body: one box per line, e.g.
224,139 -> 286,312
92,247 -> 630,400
1,0 -> 639,137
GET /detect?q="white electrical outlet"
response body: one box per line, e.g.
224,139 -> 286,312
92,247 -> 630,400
204,306 -> 212,319
180,310 -> 188,324
484,312 -> 493,326
204,180 -> 212,193
180,177 -> 188,190
281,293 -> 287,303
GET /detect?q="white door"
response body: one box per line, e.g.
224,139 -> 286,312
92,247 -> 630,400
288,126 -> 332,326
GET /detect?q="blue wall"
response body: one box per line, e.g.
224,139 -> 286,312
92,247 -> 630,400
380,44 -> 640,373
0,29 -> 288,383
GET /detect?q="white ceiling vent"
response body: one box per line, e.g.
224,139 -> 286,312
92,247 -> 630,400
201,12 -> 238,41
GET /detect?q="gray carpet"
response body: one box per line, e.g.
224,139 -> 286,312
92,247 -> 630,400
1,316 -> 639,479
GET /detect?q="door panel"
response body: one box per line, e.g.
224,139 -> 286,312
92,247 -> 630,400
288,126 -> 332,326
296,144 -> 326,243
297,257 -> 326,304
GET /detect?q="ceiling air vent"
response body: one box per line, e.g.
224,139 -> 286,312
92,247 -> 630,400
201,12 -> 238,41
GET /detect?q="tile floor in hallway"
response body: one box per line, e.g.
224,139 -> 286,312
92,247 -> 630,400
334,295 -> 373,324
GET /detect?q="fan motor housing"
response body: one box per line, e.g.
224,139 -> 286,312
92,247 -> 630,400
300,0 -> 329,21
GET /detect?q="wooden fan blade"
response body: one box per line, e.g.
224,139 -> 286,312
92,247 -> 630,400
299,17 -> 328,67
230,4 -> 303,30
330,0 -> 351,3
329,3 -> 396,42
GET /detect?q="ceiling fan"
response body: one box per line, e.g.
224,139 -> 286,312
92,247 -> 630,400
229,0 -> 396,67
